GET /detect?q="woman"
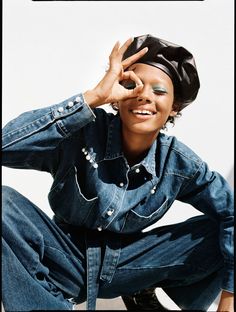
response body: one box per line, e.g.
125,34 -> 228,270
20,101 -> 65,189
2,35 -> 233,311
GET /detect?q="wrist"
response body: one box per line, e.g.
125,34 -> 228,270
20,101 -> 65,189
83,89 -> 103,108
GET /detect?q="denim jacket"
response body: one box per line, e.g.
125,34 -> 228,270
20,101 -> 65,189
2,93 -> 234,300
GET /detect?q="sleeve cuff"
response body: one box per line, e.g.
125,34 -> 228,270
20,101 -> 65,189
52,93 -> 96,135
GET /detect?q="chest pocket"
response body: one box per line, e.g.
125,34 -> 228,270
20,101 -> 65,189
121,197 -> 169,233
48,166 -> 98,226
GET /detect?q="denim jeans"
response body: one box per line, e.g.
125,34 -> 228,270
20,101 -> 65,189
2,185 -> 224,311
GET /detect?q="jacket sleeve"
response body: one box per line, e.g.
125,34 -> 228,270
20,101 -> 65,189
178,161 -> 234,293
2,93 -> 96,173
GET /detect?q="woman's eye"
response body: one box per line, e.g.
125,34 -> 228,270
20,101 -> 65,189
153,89 -> 167,95
125,84 -> 136,90
121,81 -> 136,90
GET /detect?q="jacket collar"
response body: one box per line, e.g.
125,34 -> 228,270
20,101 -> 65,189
104,115 -> 157,176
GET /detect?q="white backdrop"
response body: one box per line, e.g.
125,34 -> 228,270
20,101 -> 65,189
3,0 -> 234,224
2,1 -> 234,310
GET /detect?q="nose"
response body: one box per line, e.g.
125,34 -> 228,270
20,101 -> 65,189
137,88 -> 152,104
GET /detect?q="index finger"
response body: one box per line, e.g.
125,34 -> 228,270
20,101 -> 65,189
122,47 -> 148,70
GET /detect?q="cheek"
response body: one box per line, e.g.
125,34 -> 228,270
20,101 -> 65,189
156,98 -> 174,112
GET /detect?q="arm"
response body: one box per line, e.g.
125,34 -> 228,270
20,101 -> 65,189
2,38 -> 147,173
2,94 -> 96,172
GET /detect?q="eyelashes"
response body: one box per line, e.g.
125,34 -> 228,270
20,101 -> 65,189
153,89 -> 167,95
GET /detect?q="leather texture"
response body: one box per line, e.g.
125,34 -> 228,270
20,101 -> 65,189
123,34 -> 200,110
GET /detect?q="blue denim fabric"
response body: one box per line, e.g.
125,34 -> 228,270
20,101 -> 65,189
2,93 -> 234,310
2,186 -> 224,311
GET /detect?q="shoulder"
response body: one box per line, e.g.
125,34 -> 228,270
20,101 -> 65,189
157,132 -> 203,178
158,132 -> 202,164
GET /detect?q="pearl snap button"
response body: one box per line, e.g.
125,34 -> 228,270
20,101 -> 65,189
67,101 -> 74,108
75,96 -> 81,102
135,168 -> 140,173
86,155 -> 91,160
93,163 -> 98,168
150,189 -> 155,194
97,226 -> 102,231
107,209 -> 114,216
58,107 -> 64,113
119,182 -> 124,187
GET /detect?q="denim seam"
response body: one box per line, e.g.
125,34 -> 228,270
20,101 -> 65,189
49,166 -> 74,194
43,244 -> 83,264
2,120 -> 55,149
178,162 -> 204,195
56,120 -> 70,137
164,172 -> 192,179
160,143 -> 202,164
2,113 -> 52,138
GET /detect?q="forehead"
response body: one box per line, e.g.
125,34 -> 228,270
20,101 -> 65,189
129,63 -> 173,86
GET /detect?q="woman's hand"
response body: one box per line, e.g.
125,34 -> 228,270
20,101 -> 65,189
217,290 -> 234,312
84,38 -> 148,108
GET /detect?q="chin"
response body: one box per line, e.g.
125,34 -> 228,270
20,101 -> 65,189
129,124 -> 161,136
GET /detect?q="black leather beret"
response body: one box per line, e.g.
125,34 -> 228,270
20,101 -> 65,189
123,34 -> 200,110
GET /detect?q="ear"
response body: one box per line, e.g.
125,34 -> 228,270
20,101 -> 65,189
111,102 -> 119,110
169,110 -> 178,117
170,101 -> 181,116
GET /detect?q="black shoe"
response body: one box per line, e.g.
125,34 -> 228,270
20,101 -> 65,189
122,288 -> 169,310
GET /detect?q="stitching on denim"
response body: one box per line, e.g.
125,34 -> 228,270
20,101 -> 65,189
164,172 -> 193,179
56,120 -> 69,137
49,166 -> 73,193
43,244 -> 82,263
160,142 -> 202,164
2,124 -> 53,149
178,162 -> 204,195
2,113 -> 52,138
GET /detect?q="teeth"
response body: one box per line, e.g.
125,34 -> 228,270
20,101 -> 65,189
132,110 -> 154,115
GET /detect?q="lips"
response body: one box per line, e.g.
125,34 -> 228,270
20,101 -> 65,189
131,109 -> 156,116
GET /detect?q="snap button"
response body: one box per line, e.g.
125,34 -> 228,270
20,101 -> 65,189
58,107 -> 64,113
106,209 -> 114,216
97,226 -> 102,231
93,163 -> 98,169
67,101 -> 74,108
150,186 -> 156,194
135,168 -> 140,173
119,182 -> 124,187
86,155 -> 91,160
75,96 -> 81,103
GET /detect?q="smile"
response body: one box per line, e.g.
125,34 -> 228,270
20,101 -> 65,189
131,109 -> 156,116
